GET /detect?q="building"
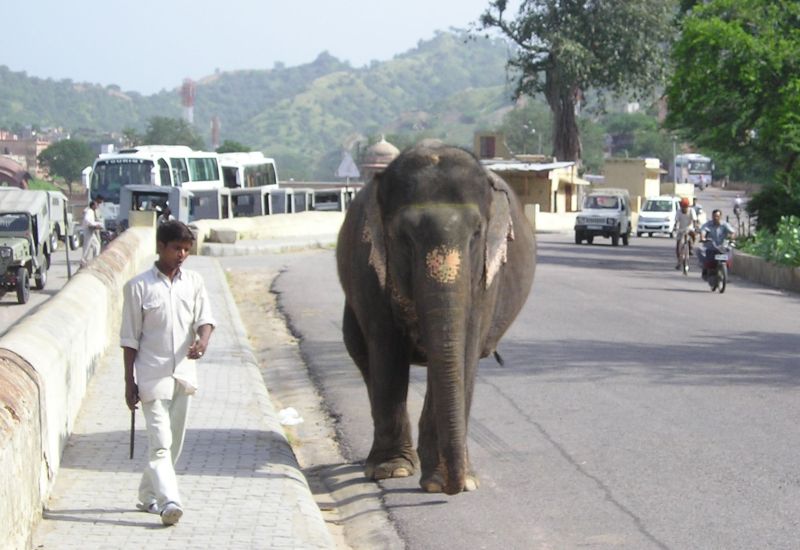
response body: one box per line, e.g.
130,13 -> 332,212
0,157 -> 31,188
359,136 -> 400,183
0,134 -> 50,177
474,132 -> 589,212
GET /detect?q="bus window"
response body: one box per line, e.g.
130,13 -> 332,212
222,166 -> 238,188
188,158 -> 219,182
159,159 -> 172,186
170,158 -> 189,184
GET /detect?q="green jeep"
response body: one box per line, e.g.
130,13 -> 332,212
0,190 -> 54,304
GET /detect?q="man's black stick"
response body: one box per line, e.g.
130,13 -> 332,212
129,409 -> 135,460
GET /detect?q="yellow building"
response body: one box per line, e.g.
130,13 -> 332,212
481,157 -> 589,213
601,158 -> 662,199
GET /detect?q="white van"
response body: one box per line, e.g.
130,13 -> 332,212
636,196 -> 681,237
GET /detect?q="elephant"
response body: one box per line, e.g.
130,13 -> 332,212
336,143 -> 535,495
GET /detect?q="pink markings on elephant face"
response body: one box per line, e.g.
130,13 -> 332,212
425,246 -> 462,284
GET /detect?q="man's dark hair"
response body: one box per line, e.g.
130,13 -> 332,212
157,220 -> 195,244
712,209 -> 722,216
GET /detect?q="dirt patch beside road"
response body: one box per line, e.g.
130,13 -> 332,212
226,267 -> 353,549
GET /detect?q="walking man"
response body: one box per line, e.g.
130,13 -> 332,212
80,197 -> 104,268
121,221 -> 215,525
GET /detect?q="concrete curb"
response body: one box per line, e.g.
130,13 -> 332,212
731,252 -> 800,294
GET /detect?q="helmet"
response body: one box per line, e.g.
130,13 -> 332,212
680,197 -> 690,208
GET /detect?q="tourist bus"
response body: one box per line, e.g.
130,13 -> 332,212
674,153 -> 713,190
84,145 -> 224,227
219,152 -> 278,189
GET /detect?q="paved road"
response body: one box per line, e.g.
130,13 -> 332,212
272,227 -> 800,549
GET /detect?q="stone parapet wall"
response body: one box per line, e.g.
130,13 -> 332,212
0,227 -> 155,550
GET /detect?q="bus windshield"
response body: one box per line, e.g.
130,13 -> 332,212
91,158 -> 154,202
688,160 -> 711,172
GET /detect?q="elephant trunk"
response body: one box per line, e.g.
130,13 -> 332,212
419,278 -> 470,495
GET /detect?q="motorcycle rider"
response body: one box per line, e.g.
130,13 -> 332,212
698,209 -> 736,279
675,197 -> 698,270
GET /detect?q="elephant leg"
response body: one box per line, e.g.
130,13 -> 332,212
363,327 -> 417,480
343,304 -> 369,383
418,363 -> 480,493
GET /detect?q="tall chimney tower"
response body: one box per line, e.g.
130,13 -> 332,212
181,78 -> 196,124
211,116 -> 221,150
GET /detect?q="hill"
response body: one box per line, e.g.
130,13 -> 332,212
0,30 -> 519,180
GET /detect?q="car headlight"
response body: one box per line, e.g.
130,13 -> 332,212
0,247 -> 11,259
662,216 -> 670,222
576,216 -> 586,224
607,217 -> 616,225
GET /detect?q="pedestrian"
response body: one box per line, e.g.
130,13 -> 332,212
80,197 -> 104,268
121,220 -> 215,526
157,204 -> 175,225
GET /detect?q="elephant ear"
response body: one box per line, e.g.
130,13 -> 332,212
361,176 -> 388,290
485,171 -> 515,289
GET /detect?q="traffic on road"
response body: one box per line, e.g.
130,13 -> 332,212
266,192 -> 799,549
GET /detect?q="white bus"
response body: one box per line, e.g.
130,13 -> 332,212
219,152 -> 278,189
675,153 -> 713,189
85,145 -> 224,225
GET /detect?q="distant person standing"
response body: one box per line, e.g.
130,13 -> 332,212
121,221 -> 215,525
80,197 -> 104,268
157,204 -> 175,225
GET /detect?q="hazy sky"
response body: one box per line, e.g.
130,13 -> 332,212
2,0 -> 499,95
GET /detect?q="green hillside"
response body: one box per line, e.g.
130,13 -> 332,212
0,30 -> 518,180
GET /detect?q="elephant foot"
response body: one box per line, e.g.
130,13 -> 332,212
420,470 -> 479,494
365,452 -> 418,480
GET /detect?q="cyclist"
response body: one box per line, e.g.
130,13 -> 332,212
698,209 -> 736,279
675,197 -> 698,270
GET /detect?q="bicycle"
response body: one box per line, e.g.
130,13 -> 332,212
678,231 -> 693,275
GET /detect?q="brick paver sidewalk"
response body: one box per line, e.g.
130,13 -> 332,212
33,256 -> 333,549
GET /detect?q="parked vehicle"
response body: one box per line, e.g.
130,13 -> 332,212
219,152 -> 278,189
0,189 -> 56,303
637,195 -> 681,238
116,185 -> 193,230
82,145 -> 224,231
574,188 -> 632,246
45,190 -> 81,251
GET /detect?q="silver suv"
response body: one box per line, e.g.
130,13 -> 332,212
574,189 -> 632,246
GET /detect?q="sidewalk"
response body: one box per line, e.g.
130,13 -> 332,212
32,255 -> 334,549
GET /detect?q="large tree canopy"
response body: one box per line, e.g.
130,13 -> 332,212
143,116 -> 205,150
37,139 -> 96,192
666,0 -> 800,229
479,0 -> 676,163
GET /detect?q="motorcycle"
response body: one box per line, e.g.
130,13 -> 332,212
100,229 -> 117,250
700,240 -> 733,293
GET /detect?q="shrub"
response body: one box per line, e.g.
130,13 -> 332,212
739,215 -> 800,267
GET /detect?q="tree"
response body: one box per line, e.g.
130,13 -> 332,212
37,139 -> 96,193
665,0 -> 800,229
142,116 -> 205,149
479,0 -> 676,163
216,140 -> 251,154
121,127 -> 142,147
499,99 -> 552,157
